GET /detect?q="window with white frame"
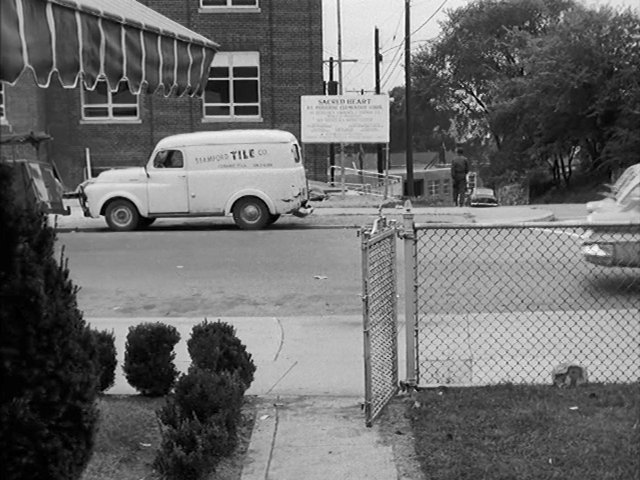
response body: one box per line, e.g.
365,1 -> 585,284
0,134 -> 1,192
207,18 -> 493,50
81,79 -> 139,121
0,82 -> 6,122
428,179 -> 440,196
200,0 -> 258,8
442,178 -> 450,195
203,52 -> 260,120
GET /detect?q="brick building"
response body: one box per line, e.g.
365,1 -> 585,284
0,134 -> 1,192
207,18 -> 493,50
0,0 -> 325,189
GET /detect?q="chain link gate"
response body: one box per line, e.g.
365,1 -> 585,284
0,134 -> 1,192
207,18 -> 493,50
361,216 -> 399,427
402,219 -> 640,388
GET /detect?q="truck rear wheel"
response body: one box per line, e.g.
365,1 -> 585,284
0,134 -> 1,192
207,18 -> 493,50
233,197 -> 269,230
105,199 -> 140,231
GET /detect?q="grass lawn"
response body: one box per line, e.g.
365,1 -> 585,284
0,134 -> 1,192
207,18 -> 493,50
407,383 -> 639,480
82,395 -> 256,480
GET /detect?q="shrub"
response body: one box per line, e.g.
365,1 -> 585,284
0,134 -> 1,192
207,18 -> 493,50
0,164 -> 99,480
187,319 -> 256,390
90,329 -> 117,393
158,368 -> 244,441
153,414 -> 232,480
123,322 -> 180,396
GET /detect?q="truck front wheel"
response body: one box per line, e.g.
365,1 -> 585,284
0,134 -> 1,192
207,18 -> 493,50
233,197 -> 269,230
105,199 -> 140,231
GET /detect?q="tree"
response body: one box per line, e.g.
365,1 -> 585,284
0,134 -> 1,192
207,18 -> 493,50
412,0 -> 575,149
388,85 -> 453,154
0,165 -> 99,480
411,0 -> 640,189
492,5 -> 640,180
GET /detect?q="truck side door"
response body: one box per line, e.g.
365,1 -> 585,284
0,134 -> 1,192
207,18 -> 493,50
147,149 -> 189,213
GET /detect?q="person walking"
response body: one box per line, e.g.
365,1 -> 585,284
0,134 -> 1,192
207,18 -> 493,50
451,146 -> 470,206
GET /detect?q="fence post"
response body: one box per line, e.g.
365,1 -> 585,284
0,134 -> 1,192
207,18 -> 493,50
402,200 -> 417,388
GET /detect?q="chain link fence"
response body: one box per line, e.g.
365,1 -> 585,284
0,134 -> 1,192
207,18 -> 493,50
409,222 -> 640,387
361,219 -> 399,426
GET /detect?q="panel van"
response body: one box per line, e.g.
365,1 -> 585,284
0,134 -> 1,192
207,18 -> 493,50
78,130 -> 312,230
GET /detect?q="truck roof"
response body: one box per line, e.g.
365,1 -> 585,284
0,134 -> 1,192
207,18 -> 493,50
156,129 -> 298,149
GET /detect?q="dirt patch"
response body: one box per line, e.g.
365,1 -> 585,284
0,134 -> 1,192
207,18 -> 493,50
376,394 -> 426,480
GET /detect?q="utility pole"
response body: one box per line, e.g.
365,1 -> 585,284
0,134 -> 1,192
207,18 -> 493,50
374,27 -> 384,177
327,57 -> 336,184
323,56 -> 357,185
404,0 -> 414,197
337,0 -> 346,197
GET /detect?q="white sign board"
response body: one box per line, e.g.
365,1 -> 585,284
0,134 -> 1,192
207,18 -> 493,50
300,94 -> 390,144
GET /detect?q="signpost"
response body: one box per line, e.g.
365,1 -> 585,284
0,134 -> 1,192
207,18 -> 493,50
301,94 -> 390,197
301,94 -> 390,144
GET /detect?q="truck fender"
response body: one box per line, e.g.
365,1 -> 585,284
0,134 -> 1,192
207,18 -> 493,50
224,189 -> 275,215
98,192 -> 148,217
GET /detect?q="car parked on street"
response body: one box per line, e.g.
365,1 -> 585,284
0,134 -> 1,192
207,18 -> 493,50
581,163 -> 640,267
468,187 -> 498,207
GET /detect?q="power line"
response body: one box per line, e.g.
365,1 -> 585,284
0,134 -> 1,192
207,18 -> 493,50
380,0 -> 448,55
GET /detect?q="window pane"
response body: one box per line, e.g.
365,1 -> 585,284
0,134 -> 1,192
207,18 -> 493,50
205,105 -> 230,116
210,67 -> 229,78
112,85 -> 136,104
112,106 -> 138,117
234,105 -> 259,116
234,80 -> 258,103
233,0 -> 257,5
84,107 -> 109,117
233,66 -> 258,78
167,151 -> 184,168
205,81 -> 229,103
85,84 -> 108,104
202,0 -> 227,6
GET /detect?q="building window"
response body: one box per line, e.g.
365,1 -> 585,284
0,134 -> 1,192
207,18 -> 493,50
442,178 -> 450,195
0,83 -> 6,122
428,179 -> 440,196
81,80 -> 139,121
203,52 -> 260,120
201,0 -> 258,7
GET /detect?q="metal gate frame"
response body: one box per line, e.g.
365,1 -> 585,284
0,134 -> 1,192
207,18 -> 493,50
361,216 -> 399,426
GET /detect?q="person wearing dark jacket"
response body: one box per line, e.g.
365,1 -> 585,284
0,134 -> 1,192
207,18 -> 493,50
450,147 -> 469,206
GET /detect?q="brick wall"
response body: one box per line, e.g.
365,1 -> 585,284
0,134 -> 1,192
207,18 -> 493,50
10,0 -> 325,188
0,72 -> 49,163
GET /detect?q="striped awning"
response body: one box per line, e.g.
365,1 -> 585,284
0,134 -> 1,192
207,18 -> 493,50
0,0 -> 219,97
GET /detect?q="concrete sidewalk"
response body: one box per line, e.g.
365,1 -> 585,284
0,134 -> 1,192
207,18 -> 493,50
51,197 -> 558,231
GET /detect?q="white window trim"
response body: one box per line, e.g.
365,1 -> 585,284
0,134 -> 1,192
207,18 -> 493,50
0,82 -> 7,125
199,0 -> 260,13
80,80 -> 140,123
202,52 -> 261,122
428,180 -> 440,196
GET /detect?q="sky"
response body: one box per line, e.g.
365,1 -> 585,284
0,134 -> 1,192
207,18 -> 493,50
322,0 -> 640,94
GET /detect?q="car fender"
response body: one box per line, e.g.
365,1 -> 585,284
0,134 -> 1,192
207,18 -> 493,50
96,191 -> 149,217
224,189 -> 276,215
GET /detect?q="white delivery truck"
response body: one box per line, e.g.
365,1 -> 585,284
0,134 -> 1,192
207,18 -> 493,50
79,129 -> 313,230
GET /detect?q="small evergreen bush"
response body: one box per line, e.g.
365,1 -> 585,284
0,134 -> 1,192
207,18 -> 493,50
90,329 -> 117,393
158,367 -> 244,442
0,164 -> 99,480
153,414 -> 232,480
123,322 -> 180,396
187,319 -> 256,390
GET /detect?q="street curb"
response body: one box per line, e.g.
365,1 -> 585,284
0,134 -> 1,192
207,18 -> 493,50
241,400 -> 277,480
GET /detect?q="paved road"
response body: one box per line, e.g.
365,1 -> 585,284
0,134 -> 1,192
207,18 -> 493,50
414,225 -> 639,314
58,221 -> 638,319
58,228 -> 365,317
